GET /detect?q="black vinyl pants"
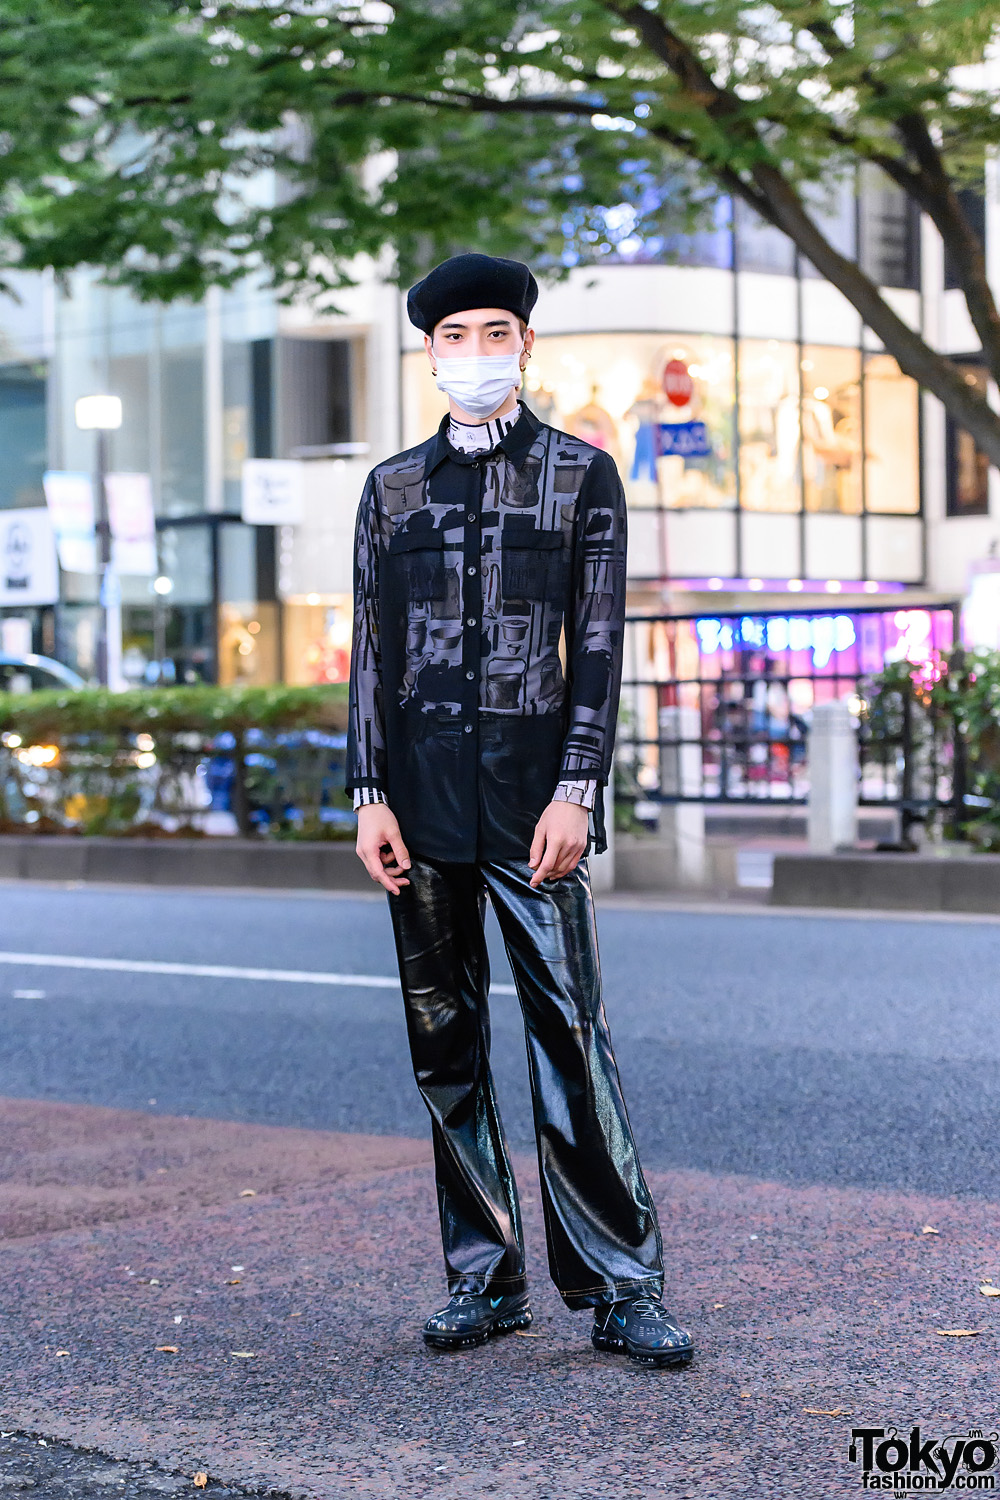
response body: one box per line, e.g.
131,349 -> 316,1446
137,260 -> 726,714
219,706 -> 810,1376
386,854 -> 664,1310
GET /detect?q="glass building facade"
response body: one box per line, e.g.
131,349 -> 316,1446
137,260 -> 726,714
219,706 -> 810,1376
0,165 -> 994,686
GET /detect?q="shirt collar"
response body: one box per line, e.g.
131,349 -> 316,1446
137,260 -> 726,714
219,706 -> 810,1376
426,401 -> 540,475
448,405 -> 521,453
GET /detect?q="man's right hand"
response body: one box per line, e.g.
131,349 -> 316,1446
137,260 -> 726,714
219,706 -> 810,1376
356,802 -> 412,894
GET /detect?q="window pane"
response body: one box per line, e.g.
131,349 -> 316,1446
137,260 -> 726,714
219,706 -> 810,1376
801,346 -> 862,513
279,338 -> 353,454
734,200 -> 795,275
159,525 -> 212,605
0,363 -> 46,509
800,176 -> 857,278
738,340 -> 801,512
161,347 -> 205,516
859,165 -> 919,290
223,340 -> 252,510
107,353 -> 151,475
863,353 -> 920,513
946,365 -> 990,516
944,188 -> 985,291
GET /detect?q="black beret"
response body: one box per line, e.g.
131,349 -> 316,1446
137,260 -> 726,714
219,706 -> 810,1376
406,253 -> 538,334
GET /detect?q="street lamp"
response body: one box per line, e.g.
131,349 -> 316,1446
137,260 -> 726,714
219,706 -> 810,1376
151,575 -> 174,682
75,395 -> 123,689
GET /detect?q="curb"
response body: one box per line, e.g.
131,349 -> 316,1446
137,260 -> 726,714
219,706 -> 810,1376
0,836 -> 371,891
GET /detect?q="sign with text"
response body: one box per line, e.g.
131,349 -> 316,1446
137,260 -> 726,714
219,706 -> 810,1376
241,459 -> 305,525
658,421 -> 712,459
662,358 -> 694,407
43,470 -> 97,573
0,508 -> 59,606
105,471 -> 157,575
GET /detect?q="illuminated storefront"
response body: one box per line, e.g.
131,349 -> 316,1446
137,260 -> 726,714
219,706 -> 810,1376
402,325 -> 923,588
619,605 -> 957,802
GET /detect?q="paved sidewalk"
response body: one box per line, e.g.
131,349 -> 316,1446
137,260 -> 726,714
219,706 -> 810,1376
0,1098 -> 998,1498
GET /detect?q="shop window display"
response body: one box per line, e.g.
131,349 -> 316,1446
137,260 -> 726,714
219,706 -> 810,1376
737,340 -> 802,512
800,345 -> 862,513
403,332 -> 919,520
863,353 -> 920,514
524,333 -> 736,511
283,595 -> 353,686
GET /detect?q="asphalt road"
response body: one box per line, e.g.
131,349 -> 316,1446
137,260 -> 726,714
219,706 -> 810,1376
1,881 -> 998,1200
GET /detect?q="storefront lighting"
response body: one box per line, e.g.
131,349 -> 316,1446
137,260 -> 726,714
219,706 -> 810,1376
801,359 -> 814,372
788,579 -> 804,592
2,732 -> 23,748
813,386 -> 830,401
248,621 -> 261,635
136,733 -> 154,752
708,577 -> 724,591
825,580 -> 842,593
748,578 -> 763,591
135,751 -> 157,769
17,744 -> 59,768
238,641 -> 254,656
695,614 -> 857,669
74,394 -> 122,431
153,575 -> 174,596
863,580 -> 879,594
306,593 -> 321,606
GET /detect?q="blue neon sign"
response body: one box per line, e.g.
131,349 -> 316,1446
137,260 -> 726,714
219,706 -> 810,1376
695,614 -> 857,669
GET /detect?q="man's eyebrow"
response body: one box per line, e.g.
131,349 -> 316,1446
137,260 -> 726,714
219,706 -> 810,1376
437,318 -> 515,330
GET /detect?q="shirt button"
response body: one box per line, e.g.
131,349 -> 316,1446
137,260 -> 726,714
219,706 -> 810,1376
466,565 -> 477,576
464,723 -> 473,733
465,670 -> 475,680
466,616 -> 477,626
467,513 -> 477,523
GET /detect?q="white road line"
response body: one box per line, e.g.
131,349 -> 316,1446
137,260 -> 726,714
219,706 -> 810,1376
0,950 -> 517,994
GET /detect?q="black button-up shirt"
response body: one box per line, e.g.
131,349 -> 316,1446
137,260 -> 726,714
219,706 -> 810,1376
346,404 -> 627,862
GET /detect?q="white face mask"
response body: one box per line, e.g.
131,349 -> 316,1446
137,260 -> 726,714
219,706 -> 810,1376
433,350 -> 523,420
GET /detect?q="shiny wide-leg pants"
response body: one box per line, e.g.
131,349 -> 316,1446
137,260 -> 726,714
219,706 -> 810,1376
387,855 -> 664,1310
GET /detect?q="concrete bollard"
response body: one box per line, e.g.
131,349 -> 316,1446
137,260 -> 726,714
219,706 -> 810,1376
808,698 -> 858,853
589,780 -> 616,892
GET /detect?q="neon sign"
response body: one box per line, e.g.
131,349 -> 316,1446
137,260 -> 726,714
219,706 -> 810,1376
695,614 -> 857,669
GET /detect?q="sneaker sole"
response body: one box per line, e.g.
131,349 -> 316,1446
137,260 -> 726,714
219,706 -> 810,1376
423,1308 -> 533,1351
591,1328 -> 694,1369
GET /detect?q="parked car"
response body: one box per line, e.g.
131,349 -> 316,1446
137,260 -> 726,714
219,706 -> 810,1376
0,655 -> 86,694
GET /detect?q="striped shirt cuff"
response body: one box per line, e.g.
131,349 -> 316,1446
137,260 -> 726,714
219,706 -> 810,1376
552,778 -> 598,810
353,786 -> 389,810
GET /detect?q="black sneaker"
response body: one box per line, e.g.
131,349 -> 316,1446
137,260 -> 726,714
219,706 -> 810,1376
592,1295 -> 694,1368
422,1289 -> 533,1350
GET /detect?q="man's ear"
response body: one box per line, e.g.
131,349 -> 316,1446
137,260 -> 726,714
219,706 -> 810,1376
424,332 -> 437,375
521,325 -> 535,368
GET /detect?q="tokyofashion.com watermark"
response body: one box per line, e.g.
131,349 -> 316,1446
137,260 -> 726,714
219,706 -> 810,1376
848,1427 -> 998,1491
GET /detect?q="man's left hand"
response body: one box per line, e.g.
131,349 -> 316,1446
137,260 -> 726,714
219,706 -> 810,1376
528,801 -> 590,888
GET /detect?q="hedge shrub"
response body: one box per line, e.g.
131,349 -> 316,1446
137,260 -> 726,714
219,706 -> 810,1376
0,683 -> 353,840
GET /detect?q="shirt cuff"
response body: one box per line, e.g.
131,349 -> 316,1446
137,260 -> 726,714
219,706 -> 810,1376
353,786 -> 389,811
552,778 -> 598,810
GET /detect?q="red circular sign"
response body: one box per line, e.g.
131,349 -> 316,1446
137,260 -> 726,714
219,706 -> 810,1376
663,358 -> 694,407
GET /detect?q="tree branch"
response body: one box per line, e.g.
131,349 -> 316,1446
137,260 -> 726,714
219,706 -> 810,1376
804,16 -> 1000,376
602,0 -> 1000,464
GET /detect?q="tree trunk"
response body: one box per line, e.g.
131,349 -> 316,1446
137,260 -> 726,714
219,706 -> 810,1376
751,163 -> 1000,469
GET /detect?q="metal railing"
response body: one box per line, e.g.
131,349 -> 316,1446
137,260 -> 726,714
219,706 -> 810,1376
616,606 -> 960,814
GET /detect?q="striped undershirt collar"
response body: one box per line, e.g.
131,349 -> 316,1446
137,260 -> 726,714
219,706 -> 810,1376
447,403 -> 522,453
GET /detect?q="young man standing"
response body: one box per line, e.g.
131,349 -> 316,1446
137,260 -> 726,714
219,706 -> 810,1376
346,252 -> 693,1369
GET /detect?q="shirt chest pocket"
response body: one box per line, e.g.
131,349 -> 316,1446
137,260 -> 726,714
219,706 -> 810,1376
387,530 -> 449,602
501,528 -> 567,605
